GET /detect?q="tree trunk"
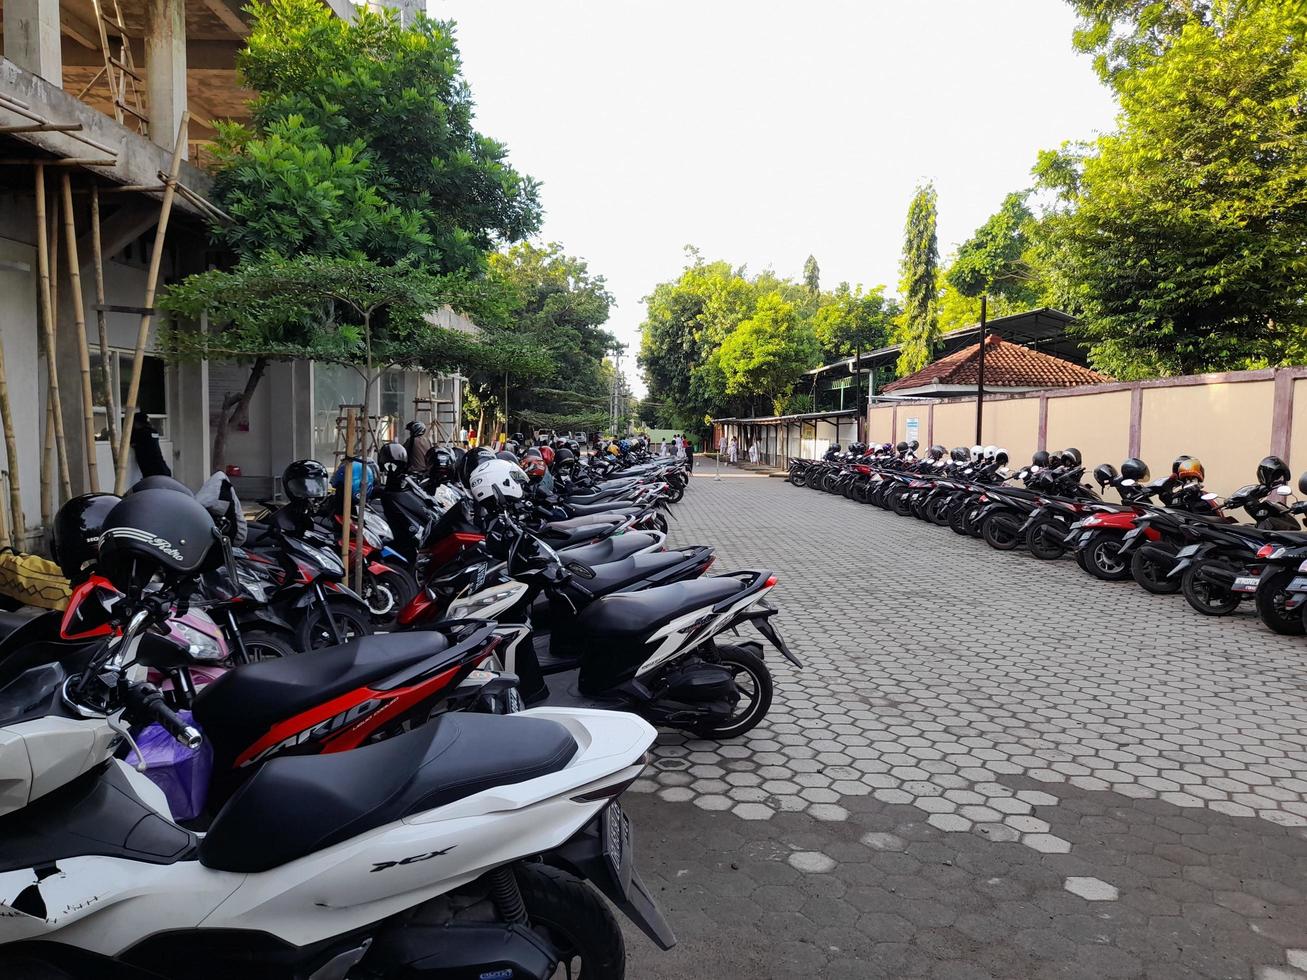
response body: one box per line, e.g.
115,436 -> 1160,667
212,357 -> 268,472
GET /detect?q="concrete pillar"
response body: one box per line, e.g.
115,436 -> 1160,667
144,0 -> 187,156
3,0 -> 62,84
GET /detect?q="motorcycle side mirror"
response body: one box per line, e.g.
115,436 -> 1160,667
1202,492 -> 1219,501
1275,484 -> 1293,495
1120,478 -> 1136,487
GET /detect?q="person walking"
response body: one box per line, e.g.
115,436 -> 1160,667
684,438 -> 694,473
403,420 -> 434,477
658,437 -> 667,457
749,439 -> 759,464
728,435 -> 738,464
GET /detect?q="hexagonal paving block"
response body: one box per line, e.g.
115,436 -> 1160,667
1063,876 -> 1120,901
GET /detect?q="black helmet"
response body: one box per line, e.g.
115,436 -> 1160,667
1171,454 -> 1192,475
522,445 -> 543,459
377,442 -> 407,476
993,450 -> 1009,466
1032,450 -> 1051,467
427,446 -> 455,485
129,475 -> 193,497
1258,455 -> 1291,487
405,420 -> 426,437
50,492 -> 121,582
1120,457 -> 1149,481
511,432 -> 525,445
909,440 -> 920,451
98,489 -> 218,590
496,450 -> 518,463
831,443 -> 841,452
460,447 -> 497,488
927,445 -> 945,460
1061,447 -> 1082,467
1299,471 -> 1307,496
1093,462 -> 1119,487
950,447 -> 968,462
895,441 -> 908,453
283,459 -> 330,503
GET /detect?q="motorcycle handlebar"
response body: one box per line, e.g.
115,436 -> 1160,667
125,682 -> 203,749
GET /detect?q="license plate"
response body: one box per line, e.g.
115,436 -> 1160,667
1177,544 -> 1200,558
1232,576 -> 1261,593
1288,576 -> 1307,593
1122,529 -> 1141,542
602,801 -> 633,894
1068,521 -> 1085,533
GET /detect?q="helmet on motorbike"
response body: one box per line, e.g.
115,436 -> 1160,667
950,447 -> 967,462
459,447 -> 497,488
1120,457 -> 1150,481
468,459 -> 530,505
1171,454 -> 1192,475
983,445 -> 998,461
331,458 -> 377,499
1299,471 -> 1307,496
553,446 -> 575,466
993,449 -> 1009,467
1062,448 -> 1082,467
283,459 -> 330,503
1031,450 -> 1051,468
1258,455 -> 1291,487
606,443 -> 621,457
50,492 -> 122,582
894,441 -> 907,453
522,445 -> 542,459
970,445 -> 984,462
129,475 -> 193,497
98,489 -> 219,591
405,420 -> 426,437
511,432 -> 525,445
927,445 -> 945,460
1176,457 -> 1205,483
496,450 -> 519,464
376,442 -> 407,476
540,445 -> 555,467
1093,462 -> 1119,487
521,455 -> 548,480
909,440 -> 919,452
426,446 -> 455,486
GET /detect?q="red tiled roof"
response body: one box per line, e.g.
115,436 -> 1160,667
882,334 -> 1109,393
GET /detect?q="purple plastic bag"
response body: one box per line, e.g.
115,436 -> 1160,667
125,710 -> 213,821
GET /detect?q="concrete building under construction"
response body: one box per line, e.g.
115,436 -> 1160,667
0,0 -> 468,545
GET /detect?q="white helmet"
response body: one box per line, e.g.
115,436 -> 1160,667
971,445 -> 984,461
983,445 -> 998,460
468,459 -> 529,504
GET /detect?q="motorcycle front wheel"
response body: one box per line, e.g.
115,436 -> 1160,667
1083,533 -> 1132,581
981,512 -> 1022,551
298,597 -> 374,649
362,567 -> 419,627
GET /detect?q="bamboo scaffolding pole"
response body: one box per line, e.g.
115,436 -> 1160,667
90,187 -> 119,470
113,112 -> 188,495
0,313 -> 27,546
0,474 -> 11,551
41,401 -> 53,526
35,165 -> 72,506
60,173 -> 101,492
0,95 -> 119,155
340,408 -> 356,573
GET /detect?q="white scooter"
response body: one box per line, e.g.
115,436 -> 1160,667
0,578 -> 673,977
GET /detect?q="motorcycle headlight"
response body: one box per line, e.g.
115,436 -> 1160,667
170,621 -> 224,662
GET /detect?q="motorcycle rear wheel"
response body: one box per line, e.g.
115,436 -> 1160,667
981,512 -> 1022,551
517,863 -> 626,980
1255,568 -> 1306,636
693,644 -> 774,739
1181,562 -> 1241,616
363,567 -> 419,627
1131,548 -> 1180,594
1083,533 -> 1132,581
1026,518 -> 1068,560
236,629 -> 299,663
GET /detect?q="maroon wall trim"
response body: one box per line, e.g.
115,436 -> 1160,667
1128,387 -> 1143,458
1271,371 -> 1296,460
1036,395 -> 1048,452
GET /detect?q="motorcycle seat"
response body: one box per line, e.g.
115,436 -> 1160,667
193,632 -> 452,756
539,524 -> 615,548
561,490 -> 622,506
564,502 -> 642,517
570,576 -> 748,640
562,532 -> 660,565
198,713 -> 578,873
568,551 -> 695,597
544,514 -> 624,532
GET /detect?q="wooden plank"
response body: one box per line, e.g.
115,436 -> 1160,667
93,303 -> 156,315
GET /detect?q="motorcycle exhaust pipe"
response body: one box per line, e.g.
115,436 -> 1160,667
1136,544 -> 1176,564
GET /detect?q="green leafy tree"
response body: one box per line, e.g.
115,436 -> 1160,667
892,183 -> 941,375
1065,0 -> 1222,83
947,192 -> 1043,305
802,254 -> 821,295
1036,2 -> 1307,378
714,293 -> 820,416
473,243 -> 617,436
811,283 -> 898,358
235,0 -> 541,273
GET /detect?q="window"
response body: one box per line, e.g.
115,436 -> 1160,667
91,351 -> 169,441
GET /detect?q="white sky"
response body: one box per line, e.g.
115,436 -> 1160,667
432,0 -> 1120,395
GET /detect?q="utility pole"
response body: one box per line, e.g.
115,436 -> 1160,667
975,294 -> 987,444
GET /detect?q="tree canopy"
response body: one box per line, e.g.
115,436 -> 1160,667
1037,0 -> 1307,377
892,183 -> 941,375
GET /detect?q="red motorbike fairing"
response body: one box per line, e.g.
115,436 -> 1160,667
60,575 -> 119,640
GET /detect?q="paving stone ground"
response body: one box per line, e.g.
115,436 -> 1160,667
621,467 -> 1307,979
